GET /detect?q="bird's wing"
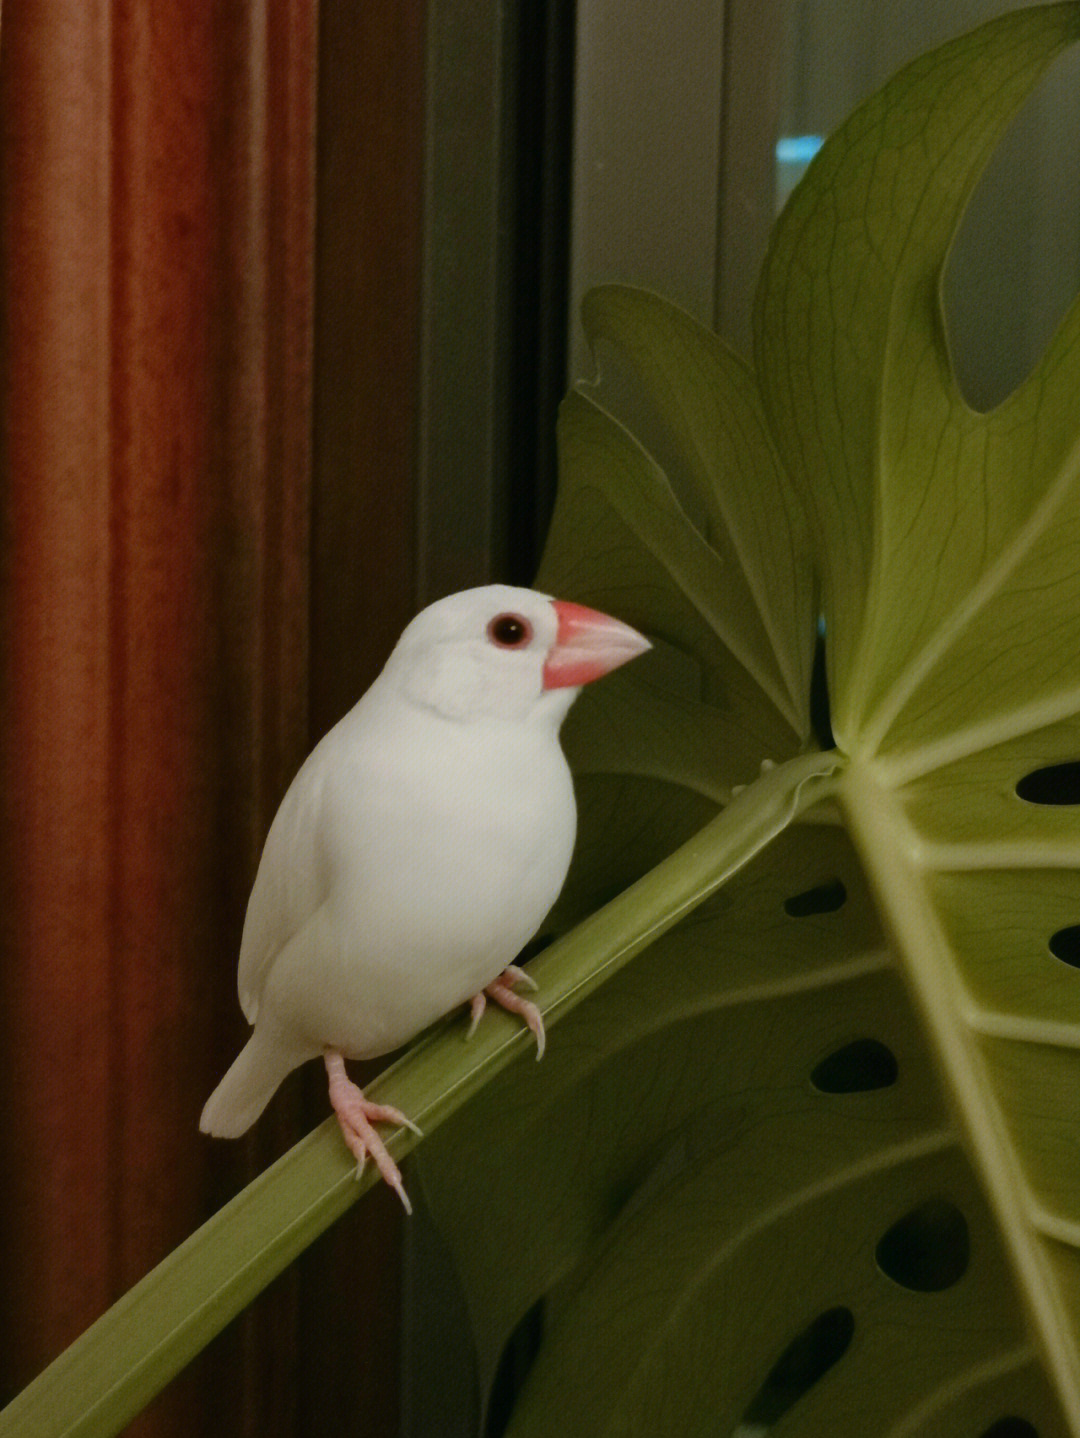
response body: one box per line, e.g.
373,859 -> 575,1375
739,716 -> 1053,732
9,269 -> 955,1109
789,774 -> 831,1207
238,743 -> 332,1024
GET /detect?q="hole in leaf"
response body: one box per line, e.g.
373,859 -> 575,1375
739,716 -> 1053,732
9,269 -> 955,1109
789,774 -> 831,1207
1049,926 -> 1080,968
784,879 -> 847,918
876,1198 -> 969,1292
485,1299 -> 545,1438
1016,762 -> 1080,805
739,1307 -> 854,1429
811,1039 -> 898,1094
980,1420 -> 1039,1438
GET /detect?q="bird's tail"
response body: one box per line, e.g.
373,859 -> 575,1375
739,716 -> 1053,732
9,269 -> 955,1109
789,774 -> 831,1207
200,1030 -> 303,1138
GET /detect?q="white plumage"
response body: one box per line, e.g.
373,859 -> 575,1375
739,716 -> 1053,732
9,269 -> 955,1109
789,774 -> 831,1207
200,585 -> 649,1208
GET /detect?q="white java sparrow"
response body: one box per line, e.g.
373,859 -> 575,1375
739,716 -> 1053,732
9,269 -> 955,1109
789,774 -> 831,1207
200,585 -> 650,1210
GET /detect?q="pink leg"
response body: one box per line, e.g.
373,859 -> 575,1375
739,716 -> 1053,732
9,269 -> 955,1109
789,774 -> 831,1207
466,965 -> 545,1059
324,1051 -> 422,1214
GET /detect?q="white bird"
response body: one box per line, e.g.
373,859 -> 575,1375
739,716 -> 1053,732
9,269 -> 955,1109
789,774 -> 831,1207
200,585 -> 650,1210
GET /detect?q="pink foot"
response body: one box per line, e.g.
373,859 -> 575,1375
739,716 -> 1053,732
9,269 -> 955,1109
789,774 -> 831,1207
324,1051 -> 422,1214
466,964 -> 545,1059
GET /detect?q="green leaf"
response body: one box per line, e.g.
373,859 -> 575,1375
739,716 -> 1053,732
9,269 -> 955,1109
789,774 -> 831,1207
576,285 -> 816,736
415,6 -> 1080,1436
537,295 -> 818,926
754,0 -> 1080,752
755,0 -> 1080,1419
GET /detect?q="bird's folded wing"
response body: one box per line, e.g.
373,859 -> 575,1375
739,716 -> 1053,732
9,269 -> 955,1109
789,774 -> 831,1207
238,748 -> 331,1023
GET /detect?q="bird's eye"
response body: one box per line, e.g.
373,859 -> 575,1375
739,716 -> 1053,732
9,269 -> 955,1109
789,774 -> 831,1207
487,612 -> 533,648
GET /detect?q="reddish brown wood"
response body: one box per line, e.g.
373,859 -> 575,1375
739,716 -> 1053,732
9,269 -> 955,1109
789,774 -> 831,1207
300,3 -> 427,1436
0,0 -> 428,1429
0,2 -> 315,1434
0,0 -> 115,1392
310,0 -> 426,729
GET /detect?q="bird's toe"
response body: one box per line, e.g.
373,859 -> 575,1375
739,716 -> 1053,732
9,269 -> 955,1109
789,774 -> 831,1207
324,1051 -> 417,1212
477,972 -> 547,1059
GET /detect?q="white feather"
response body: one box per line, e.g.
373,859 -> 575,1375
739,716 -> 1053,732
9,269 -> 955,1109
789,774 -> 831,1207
200,586 -> 586,1137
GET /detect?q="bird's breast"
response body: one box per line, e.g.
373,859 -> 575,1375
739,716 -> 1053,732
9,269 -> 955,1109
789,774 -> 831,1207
278,719 -> 577,1056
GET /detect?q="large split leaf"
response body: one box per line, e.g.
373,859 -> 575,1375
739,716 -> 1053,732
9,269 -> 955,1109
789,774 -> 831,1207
416,6 -> 1080,1436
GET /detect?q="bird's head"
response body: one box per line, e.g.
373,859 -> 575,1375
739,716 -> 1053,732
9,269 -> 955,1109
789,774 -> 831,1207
383,585 -> 651,726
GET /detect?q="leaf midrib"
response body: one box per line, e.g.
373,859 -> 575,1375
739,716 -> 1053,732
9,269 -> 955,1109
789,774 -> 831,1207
856,415 -> 1080,759
839,760 -> 1080,1424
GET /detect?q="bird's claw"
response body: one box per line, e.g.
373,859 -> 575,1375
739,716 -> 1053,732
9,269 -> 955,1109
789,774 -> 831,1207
465,967 -> 546,1059
502,963 -> 539,993
466,990 -> 486,1041
324,1052 -> 420,1214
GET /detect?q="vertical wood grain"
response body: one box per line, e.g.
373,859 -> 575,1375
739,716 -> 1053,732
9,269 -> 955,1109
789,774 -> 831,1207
302,3 -> 426,1435
310,0 -> 425,727
0,0 -> 115,1389
0,2 -> 315,1433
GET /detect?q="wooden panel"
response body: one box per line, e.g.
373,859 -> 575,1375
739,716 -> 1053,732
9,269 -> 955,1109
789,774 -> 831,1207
310,0 -> 425,728
301,3 -> 426,1436
0,2 -> 315,1434
0,0 -> 115,1391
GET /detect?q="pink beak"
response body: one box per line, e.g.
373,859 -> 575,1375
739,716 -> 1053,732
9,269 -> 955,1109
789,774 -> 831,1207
542,599 -> 652,690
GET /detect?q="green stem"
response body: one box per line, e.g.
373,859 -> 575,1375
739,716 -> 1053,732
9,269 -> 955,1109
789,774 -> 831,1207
0,748 -> 841,1438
